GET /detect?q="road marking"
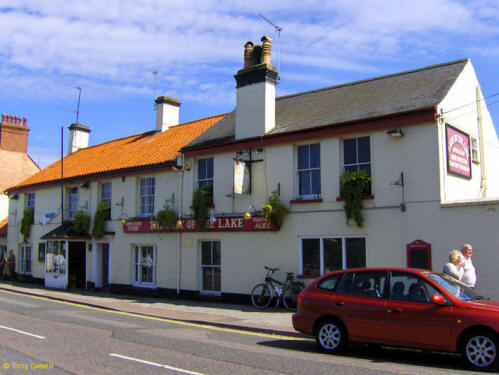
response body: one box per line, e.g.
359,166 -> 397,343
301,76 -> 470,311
0,324 -> 45,339
109,353 -> 207,375
0,288 -> 302,341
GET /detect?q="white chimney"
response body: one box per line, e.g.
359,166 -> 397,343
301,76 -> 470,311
234,36 -> 278,140
155,96 -> 181,132
68,123 -> 90,154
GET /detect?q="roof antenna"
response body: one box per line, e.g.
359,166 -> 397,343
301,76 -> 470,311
64,84 -> 82,124
153,71 -> 158,110
259,14 -> 282,80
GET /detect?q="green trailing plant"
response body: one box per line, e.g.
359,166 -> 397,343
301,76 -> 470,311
262,193 -> 289,229
341,170 -> 372,228
20,207 -> 34,242
156,205 -> 177,229
73,210 -> 90,234
192,185 -> 213,231
91,201 -> 110,238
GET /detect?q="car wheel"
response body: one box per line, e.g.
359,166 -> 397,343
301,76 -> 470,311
315,319 -> 347,354
461,331 -> 498,371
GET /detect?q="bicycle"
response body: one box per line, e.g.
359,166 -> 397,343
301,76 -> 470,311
251,266 -> 305,311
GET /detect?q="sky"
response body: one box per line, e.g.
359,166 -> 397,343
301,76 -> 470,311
1,1 -> 499,169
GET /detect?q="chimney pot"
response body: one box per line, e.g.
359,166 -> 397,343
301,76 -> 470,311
244,41 -> 254,68
261,36 -> 272,65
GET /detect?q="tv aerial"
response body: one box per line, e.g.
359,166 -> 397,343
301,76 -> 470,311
63,84 -> 82,124
259,14 -> 282,80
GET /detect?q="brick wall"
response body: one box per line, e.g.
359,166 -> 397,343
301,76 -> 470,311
0,115 -> 29,153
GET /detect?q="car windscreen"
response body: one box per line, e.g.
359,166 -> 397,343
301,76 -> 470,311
425,272 -> 489,301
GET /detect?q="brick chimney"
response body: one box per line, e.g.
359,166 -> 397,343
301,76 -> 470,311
0,114 -> 29,153
234,36 -> 278,140
155,96 -> 181,132
68,123 -> 91,154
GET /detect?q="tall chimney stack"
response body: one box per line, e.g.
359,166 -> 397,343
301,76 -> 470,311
155,96 -> 181,132
0,114 -> 29,153
234,36 -> 278,140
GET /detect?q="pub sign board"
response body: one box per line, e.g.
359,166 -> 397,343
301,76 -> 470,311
446,124 -> 471,179
124,216 -> 277,233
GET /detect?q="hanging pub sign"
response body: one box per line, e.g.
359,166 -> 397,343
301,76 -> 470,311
446,124 -> 471,179
123,215 -> 277,233
234,160 -> 251,194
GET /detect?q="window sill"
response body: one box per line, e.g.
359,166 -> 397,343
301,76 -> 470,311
132,283 -> 157,289
290,198 -> 323,204
297,274 -> 320,280
336,195 -> 374,202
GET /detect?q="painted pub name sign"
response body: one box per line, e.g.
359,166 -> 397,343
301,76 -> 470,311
123,216 -> 277,233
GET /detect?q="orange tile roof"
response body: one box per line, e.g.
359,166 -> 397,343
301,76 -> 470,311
0,217 -> 7,237
9,114 -> 226,192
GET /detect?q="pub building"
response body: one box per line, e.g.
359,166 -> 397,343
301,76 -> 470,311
6,37 -> 499,300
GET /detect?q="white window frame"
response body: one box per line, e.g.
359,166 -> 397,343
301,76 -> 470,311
299,236 -> 368,276
45,241 -> 66,276
342,136 -> 371,173
138,177 -> 155,217
133,244 -> 156,288
19,245 -> 32,274
25,192 -> 35,223
101,182 -> 112,204
68,187 -> 79,220
199,240 -> 221,295
296,143 -> 321,199
197,157 -> 214,189
471,137 -> 479,163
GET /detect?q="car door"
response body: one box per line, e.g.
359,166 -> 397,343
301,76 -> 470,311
384,271 -> 455,350
330,271 -> 388,343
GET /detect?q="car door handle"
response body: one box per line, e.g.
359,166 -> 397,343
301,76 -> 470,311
388,308 -> 402,313
335,301 -> 344,306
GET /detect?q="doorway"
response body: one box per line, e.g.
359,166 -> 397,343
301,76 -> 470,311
101,243 -> 109,289
68,241 -> 86,289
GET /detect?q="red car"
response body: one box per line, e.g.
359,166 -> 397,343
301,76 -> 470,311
292,268 -> 499,371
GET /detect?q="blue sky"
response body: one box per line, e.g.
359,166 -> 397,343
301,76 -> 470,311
1,1 -> 499,168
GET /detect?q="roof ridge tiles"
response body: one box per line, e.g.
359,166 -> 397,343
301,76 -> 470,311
276,58 -> 470,101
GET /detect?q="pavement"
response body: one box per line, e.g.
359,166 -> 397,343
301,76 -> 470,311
0,281 -> 305,338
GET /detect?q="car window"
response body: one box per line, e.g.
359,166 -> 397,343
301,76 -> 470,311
317,274 -> 342,291
337,271 -> 387,298
390,272 -> 432,303
426,273 -> 488,301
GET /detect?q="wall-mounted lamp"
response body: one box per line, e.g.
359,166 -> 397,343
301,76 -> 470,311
176,218 -> 183,229
387,129 -> 404,137
81,182 -> 90,189
11,194 -> 18,200
119,213 -> 128,225
255,148 -> 263,154
184,161 -> 192,171
244,205 -> 256,220
209,209 -> 216,223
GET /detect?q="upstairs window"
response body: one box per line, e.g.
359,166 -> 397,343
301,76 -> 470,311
68,187 -> 78,220
297,143 -> 321,199
139,177 -> 155,217
343,136 -> 371,195
100,182 -> 112,219
25,193 -> 35,223
197,158 -> 214,200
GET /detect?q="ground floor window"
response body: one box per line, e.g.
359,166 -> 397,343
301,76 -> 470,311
134,245 -> 155,286
45,241 -> 66,275
300,237 -> 367,276
19,245 -> 32,274
200,241 -> 221,293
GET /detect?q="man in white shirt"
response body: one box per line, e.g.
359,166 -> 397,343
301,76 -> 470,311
461,243 -> 476,287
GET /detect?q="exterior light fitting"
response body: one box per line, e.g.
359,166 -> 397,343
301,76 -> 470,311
387,129 -> 404,137
176,218 -> 183,229
244,205 -> 255,220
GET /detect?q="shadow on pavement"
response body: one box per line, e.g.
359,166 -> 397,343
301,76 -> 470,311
257,340 -> 468,372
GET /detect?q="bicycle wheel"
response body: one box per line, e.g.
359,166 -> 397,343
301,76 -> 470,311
251,283 -> 272,309
282,283 -> 304,311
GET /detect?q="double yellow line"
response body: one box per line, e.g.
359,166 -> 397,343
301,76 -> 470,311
0,288 -> 304,341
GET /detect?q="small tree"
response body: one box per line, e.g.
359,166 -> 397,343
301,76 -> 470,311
192,185 -> 212,231
262,193 -> 289,229
341,170 -> 372,228
73,210 -> 90,234
20,207 -> 34,242
92,201 -> 110,238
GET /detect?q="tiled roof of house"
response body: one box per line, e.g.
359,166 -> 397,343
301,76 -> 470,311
8,114 -> 226,192
0,217 -> 7,237
185,59 -> 469,148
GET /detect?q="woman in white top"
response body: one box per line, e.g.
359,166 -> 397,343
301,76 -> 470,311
443,250 -> 464,281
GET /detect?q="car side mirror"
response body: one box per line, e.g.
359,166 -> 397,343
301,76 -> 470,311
430,294 -> 446,305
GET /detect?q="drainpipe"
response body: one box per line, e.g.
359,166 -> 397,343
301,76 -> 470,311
476,87 -> 487,198
174,155 -> 185,295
